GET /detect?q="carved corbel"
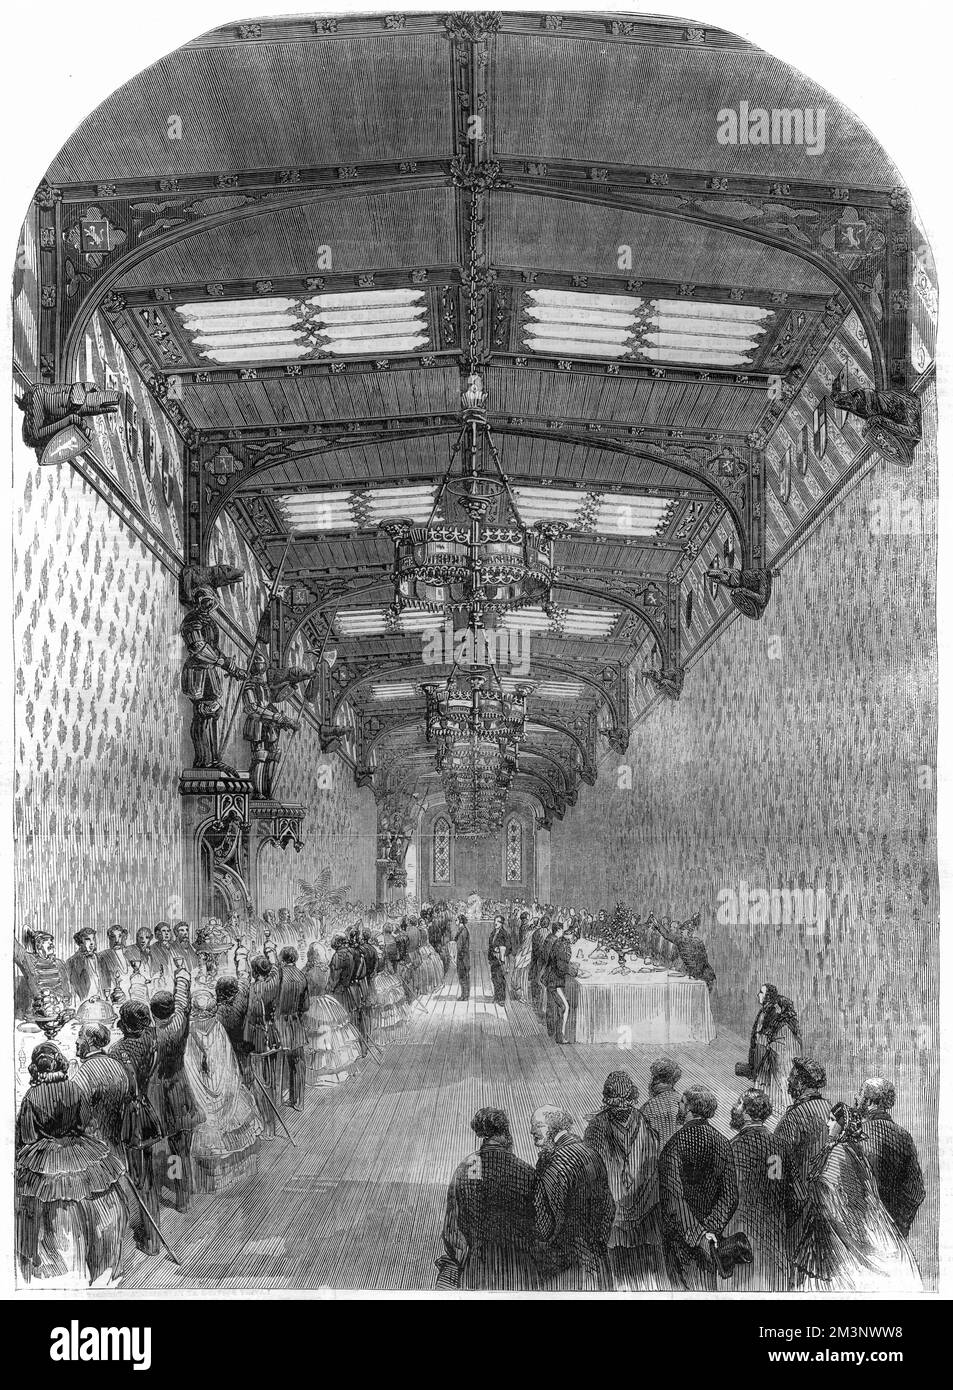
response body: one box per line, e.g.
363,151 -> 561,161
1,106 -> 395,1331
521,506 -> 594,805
645,664 -> 686,701
830,387 -> 922,466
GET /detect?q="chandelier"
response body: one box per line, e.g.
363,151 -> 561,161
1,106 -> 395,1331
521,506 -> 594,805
382,374 -> 564,631
422,665 -> 530,834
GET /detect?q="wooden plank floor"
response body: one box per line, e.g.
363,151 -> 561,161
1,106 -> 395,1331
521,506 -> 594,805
121,923 -> 761,1291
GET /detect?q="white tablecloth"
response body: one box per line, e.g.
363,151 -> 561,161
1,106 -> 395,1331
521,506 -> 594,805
570,969 -> 715,1046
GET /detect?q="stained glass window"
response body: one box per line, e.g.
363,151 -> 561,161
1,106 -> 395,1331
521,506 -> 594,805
433,816 -> 451,883
504,817 -> 523,883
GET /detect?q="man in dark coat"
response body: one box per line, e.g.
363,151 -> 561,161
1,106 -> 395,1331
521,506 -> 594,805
125,927 -> 155,985
487,915 -> 508,1004
438,1107 -> 538,1290
276,946 -> 310,1111
772,1055 -> 831,1276
584,1070 -> 662,1284
453,914 -> 470,1001
530,1105 -> 615,1290
150,962 -> 202,1212
656,912 -> 716,992
76,1022 -> 131,1154
67,928 -> 108,1003
543,920 -> 574,1043
214,975 -> 254,1085
528,916 -> 551,1013
242,945 -> 283,1131
858,1077 -> 925,1237
109,1000 -> 162,1255
658,1084 -> 738,1290
96,926 -> 132,998
728,1087 -> 786,1291
639,1057 -> 684,1148
172,920 -> 202,974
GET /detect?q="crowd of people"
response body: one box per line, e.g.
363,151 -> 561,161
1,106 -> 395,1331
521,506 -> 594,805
15,893 -> 925,1294
13,899 -> 459,1286
437,1059 -> 926,1293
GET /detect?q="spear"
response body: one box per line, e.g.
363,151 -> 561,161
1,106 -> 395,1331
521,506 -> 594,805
268,598 -> 342,802
124,1179 -> 183,1266
219,530 -> 296,756
249,1057 -> 297,1146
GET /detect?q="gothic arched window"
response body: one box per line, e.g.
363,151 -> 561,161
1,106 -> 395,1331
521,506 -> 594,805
432,816 -> 451,884
504,816 -> 523,884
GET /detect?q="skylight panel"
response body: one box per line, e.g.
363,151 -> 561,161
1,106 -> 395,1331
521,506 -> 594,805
522,288 -> 774,367
334,607 -> 443,638
178,297 -> 297,319
274,486 -> 440,533
335,610 -> 389,636
533,680 -> 585,700
512,487 -> 673,537
500,606 -> 619,637
176,289 -> 431,364
371,682 -> 418,700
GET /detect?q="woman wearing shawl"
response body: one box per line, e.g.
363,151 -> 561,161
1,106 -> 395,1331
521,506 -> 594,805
742,982 -> 802,1123
793,1102 -> 922,1293
16,1042 -> 128,1284
182,985 -> 262,1193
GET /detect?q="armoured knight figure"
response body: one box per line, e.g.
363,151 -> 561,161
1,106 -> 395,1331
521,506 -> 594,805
241,651 -> 313,799
181,585 -> 246,770
17,381 -> 120,452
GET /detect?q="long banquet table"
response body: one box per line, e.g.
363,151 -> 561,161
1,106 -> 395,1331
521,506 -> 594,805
567,961 -> 715,1046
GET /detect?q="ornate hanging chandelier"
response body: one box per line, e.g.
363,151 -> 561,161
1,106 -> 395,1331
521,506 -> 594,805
382,374 -> 564,631
422,665 -> 530,834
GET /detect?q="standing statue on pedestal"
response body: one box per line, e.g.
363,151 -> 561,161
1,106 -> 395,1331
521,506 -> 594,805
180,585 -> 246,771
241,651 -> 314,799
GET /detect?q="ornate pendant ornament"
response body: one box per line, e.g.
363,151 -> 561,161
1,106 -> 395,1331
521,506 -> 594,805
382,373 -> 565,633
422,664 -> 530,834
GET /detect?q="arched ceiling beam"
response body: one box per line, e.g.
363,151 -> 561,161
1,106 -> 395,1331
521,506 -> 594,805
328,654 -> 621,734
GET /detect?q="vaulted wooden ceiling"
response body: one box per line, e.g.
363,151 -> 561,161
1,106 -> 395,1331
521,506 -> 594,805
40,10 -> 907,822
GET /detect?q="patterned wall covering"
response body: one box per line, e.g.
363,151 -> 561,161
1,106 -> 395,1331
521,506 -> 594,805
13,446 -> 187,953
551,382 -> 938,1276
80,311 -> 185,560
253,718 -> 378,911
630,309 -> 892,727
208,511 -> 269,644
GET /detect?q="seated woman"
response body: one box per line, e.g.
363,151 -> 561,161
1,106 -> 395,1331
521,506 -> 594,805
303,941 -> 361,1085
793,1102 -> 922,1293
16,1042 -> 128,1285
182,985 -> 262,1193
740,982 -> 802,1123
